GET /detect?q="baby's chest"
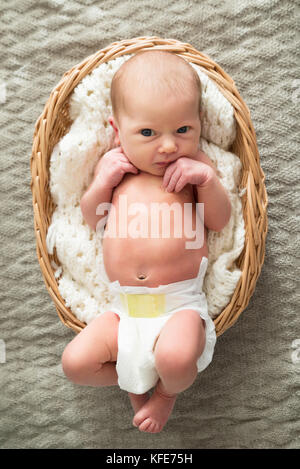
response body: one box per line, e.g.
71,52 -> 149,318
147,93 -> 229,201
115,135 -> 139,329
108,182 -> 200,243
112,175 -> 195,209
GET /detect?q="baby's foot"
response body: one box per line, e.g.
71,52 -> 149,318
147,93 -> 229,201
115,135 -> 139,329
128,392 -> 149,414
132,382 -> 177,433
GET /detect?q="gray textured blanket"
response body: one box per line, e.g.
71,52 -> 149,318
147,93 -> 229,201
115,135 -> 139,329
0,0 -> 299,449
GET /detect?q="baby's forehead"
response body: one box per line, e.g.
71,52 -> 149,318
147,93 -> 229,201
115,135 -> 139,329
122,90 -> 199,127
123,69 -> 197,104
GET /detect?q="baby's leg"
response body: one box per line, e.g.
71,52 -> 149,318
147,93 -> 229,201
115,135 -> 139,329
155,309 -> 206,395
62,311 -> 119,387
133,309 -> 206,433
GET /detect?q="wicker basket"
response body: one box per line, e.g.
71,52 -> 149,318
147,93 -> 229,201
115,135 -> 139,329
30,36 -> 268,337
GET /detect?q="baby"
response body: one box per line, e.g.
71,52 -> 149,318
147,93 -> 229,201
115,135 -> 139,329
62,51 -> 231,433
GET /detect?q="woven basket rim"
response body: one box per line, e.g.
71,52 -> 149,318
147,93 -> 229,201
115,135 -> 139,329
30,36 -> 268,336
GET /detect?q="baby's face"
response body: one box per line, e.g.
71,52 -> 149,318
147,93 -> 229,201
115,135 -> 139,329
111,87 -> 201,176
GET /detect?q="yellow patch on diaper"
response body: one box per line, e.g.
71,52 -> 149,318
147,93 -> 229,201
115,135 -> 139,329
120,293 -> 166,318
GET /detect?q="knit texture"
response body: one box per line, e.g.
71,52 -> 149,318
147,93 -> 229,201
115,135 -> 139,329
0,0 -> 299,450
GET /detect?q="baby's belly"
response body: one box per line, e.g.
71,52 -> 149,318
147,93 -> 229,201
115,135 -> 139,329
102,172 -> 208,287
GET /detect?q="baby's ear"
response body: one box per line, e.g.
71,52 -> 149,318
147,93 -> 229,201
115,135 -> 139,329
108,116 -> 120,146
108,115 -> 116,130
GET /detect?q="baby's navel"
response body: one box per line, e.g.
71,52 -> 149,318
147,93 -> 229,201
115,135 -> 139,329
137,273 -> 147,280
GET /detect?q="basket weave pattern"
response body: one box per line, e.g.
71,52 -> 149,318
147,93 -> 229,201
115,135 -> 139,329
30,37 -> 268,336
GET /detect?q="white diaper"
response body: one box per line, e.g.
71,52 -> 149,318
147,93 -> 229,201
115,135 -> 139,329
107,256 -> 216,394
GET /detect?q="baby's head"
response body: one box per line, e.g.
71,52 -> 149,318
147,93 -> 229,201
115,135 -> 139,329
111,51 -> 202,126
109,50 -> 202,175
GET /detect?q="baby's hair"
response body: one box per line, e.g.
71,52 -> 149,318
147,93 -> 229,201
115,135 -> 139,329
110,50 -> 202,124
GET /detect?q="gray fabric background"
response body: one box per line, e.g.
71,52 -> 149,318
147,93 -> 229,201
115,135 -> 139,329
0,0 -> 299,449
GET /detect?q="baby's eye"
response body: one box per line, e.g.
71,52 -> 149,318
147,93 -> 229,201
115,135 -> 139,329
177,126 -> 189,133
140,129 -> 154,137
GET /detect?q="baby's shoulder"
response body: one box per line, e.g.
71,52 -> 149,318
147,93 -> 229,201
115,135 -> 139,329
195,150 -> 217,173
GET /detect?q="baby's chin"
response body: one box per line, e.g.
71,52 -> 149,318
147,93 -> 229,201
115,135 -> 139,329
138,165 -> 169,177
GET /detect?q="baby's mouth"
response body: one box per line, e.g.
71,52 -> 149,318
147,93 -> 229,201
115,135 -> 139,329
155,158 -> 177,167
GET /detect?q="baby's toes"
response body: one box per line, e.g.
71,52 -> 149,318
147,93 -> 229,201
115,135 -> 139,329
139,417 -> 153,432
132,406 -> 148,428
148,421 -> 161,433
132,413 -> 143,428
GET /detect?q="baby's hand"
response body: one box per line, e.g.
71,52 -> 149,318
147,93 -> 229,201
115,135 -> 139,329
94,147 -> 139,189
162,157 -> 214,193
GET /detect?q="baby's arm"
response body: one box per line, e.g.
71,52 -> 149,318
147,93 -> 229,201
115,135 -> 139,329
196,167 -> 231,232
80,177 -> 113,232
192,150 -> 231,232
162,150 -> 231,232
80,147 -> 138,231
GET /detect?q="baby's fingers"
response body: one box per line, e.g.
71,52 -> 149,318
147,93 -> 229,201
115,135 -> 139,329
121,161 -> 139,174
164,168 -> 181,192
174,175 -> 188,193
162,162 -> 177,189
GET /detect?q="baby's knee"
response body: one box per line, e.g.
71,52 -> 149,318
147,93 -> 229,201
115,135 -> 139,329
155,312 -> 206,375
61,343 -> 93,384
155,344 -> 198,377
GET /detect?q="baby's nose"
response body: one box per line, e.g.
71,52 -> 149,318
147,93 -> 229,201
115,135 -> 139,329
158,137 -> 177,154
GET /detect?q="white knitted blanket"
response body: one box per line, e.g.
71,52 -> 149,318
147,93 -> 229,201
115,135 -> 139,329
46,55 -> 245,323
